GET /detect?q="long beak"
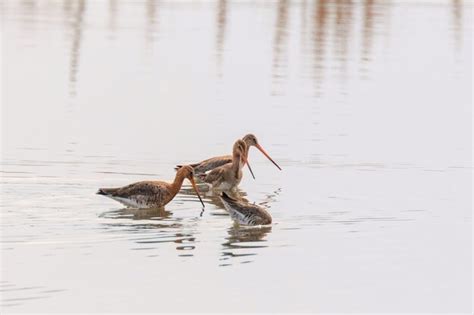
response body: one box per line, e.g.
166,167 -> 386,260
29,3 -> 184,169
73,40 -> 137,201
189,177 -> 205,209
242,154 -> 256,179
255,143 -> 282,170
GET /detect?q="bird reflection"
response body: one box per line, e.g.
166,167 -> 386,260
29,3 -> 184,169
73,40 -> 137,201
12,0 -> 402,101
360,0 -> 374,77
17,0 -> 38,37
312,0 -> 328,97
145,0 -> 159,49
272,0 -> 289,94
451,0 -> 462,51
300,0 -> 308,68
100,207 -> 200,256
226,225 -> 272,245
219,188 -> 277,264
216,0 -> 227,77
68,0 -> 85,97
176,186 -> 278,267
306,0 -> 393,95
63,1 -> 72,13
333,0 -> 353,88
174,232 -> 196,256
21,0 -> 36,11
101,207 -> 172,221
108,0 -> 118,37
179,183 -> 249,214
220,225 -> 272,267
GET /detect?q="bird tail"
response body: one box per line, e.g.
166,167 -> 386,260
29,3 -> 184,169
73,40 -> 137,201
97,188 -> 117,196
175,163 -> 200,171
221,192 -> 237,202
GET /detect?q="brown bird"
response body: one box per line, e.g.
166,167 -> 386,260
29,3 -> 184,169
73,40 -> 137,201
198,139 -> 248,191
175,134 -> 281,177
97,165 -> 205,209
220,192 -> 272,225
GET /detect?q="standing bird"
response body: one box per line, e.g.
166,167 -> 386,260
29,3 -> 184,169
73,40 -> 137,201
175,134 -> 281,177
198,139 -> 248,191
220,192 -> 272,226
97,165 -> 205,209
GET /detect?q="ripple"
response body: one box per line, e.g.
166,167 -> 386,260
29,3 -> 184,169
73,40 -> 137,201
219,225 -> 272,266
0,281 -> 64,309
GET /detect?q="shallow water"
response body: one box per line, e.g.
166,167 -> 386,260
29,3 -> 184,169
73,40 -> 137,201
1,0 -> 472,313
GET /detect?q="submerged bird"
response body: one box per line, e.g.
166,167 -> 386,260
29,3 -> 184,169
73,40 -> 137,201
198,139 -> 248,191
220,192 -> 272,226
97,165 -> 205,209
175,134 -> 281,177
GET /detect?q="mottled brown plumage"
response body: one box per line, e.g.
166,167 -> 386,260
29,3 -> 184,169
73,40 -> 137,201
175,134 -> 281,176
220,192 -> 272,225
97,165 -> 204,209
198,140 -> 247,190
183,155 -> 233,174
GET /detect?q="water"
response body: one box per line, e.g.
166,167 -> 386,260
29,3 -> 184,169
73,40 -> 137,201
1,0 -> 472,313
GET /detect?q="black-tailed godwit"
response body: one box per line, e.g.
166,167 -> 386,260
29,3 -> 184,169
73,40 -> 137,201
97,165 -> 205,209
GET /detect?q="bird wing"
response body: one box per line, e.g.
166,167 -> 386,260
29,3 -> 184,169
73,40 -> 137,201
113,181 -> 171,204
202,165 -> 229,185
175,155 -> 232,173
194,155 -> 232,173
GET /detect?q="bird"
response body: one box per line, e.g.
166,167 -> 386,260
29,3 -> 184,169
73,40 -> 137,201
175,134 -> 281,177
97,165 -> 205,209
219,192 -> 272,226
198,139 -> 248,191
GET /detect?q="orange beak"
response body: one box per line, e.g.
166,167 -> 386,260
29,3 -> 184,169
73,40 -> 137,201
241,153 -> 256,179
255,143 -> 282,170
189,177 -> 205,209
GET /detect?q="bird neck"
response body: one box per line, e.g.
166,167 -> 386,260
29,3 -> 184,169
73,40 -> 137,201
171,172 -> 186,193
232,153 -> 242,172
243,145 -> 250,159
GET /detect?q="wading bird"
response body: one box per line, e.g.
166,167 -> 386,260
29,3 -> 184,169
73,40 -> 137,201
198,139 -> 248,191
176,134 -> 281,178
220,192 -> 272,225
97,165 -> 205,209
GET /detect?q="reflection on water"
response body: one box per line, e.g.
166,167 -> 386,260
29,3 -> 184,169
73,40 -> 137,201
145,0 -> 159,49
68,0 -> 85,97
359,1 -> 390,78
5,0 -> 467,98
179,184 -> 249,210
311,0 -> 328,96
333,0 -> 353,84
220,225 -> 272,267
452,0 -> 463,50
108,0 -> 118,37
180,184 -> 280,214
100,204 -> 272,264
272,0 -> 289,94
2,0 -> 471,312
100,207 -> 194,255
216,0 -> 227,76
360,0 -> 375,74
100,207 -> 172,221
98,185 -> 277,266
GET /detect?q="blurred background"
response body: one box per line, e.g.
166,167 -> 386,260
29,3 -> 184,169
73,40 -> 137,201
1,0 -> 472,313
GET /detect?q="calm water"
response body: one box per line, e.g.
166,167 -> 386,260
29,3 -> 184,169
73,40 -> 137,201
1,0 -> 472,313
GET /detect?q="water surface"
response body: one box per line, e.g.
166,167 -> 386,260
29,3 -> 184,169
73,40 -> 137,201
1,0 -> 472,313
